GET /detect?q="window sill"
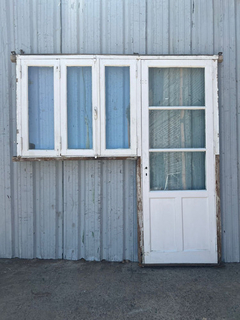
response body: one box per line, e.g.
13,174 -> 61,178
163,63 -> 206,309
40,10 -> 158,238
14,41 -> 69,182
12,156 -> 139,162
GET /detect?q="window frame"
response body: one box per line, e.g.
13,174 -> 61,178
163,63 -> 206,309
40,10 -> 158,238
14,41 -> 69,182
60,58 -> 98,157
18,58 -> 61,157
99,59 -> 137,156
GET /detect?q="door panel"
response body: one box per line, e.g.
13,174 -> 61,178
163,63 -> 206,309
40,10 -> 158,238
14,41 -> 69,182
141,59 -> 218,264
150,198 -> 179,252
182,197 -> 209,251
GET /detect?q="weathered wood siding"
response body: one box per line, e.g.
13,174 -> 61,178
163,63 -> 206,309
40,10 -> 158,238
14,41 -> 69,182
0,0 -> 239,261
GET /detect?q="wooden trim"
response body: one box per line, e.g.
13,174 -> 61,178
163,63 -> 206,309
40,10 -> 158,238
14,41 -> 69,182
12,156 -> 138,162
137,157 -> 144,266
17,54 -> 220,60
216,154 -> 221,263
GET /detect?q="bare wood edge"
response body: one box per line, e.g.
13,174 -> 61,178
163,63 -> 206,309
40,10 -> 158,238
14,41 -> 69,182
137,157 -> 144,267
12,156 -> 138,162
216,154 -> 221,263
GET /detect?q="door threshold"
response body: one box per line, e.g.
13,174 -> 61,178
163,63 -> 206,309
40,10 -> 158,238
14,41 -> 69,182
139,262 -> 223,268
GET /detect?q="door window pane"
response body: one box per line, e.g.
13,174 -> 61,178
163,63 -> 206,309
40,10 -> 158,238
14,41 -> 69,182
150,152 -> 205,190
149,110 -> 205,148
67,67 -> 92,149
149,68 -> 205,106
28,67 -> 54,150
105,66 -> 130,149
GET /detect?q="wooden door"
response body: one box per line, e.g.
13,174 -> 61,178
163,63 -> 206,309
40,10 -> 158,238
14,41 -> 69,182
141,59 -> 218,264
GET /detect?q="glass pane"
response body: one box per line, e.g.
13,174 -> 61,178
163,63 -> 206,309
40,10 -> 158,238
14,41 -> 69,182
149,68 -> 205,106
67,67 -> 92,149
150,152 -> 205,190
149,110 -> 205,148
28,67 -> 54,150
105,66 -> 130,149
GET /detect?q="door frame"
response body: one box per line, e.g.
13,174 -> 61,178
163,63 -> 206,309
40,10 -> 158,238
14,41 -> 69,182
138,57 -> 220,265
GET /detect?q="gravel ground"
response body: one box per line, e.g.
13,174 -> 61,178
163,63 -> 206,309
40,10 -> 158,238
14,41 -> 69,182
0,259 -> 240,320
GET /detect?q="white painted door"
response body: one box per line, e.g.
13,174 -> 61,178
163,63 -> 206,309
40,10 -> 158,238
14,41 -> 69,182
141,59 -> 218,264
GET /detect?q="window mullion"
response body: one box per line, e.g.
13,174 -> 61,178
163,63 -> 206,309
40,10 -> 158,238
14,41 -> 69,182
21,61 -> 29,156
54,60 -> 61,156
60,61 -> 67,156
93,58 -> 100,158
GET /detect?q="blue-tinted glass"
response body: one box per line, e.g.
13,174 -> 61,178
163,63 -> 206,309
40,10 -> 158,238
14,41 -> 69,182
105,66 -> 130,149
67,67 -> 92,149
28,67 -> 54,150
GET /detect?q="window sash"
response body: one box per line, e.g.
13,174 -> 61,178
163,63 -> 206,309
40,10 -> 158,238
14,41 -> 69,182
60,59 -> 98,157
19,59 -> 60,157
99,59 -> 137,156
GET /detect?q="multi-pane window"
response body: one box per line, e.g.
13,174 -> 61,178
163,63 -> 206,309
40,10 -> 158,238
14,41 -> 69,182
148,67 -> 206,190
17,56 -> 138,158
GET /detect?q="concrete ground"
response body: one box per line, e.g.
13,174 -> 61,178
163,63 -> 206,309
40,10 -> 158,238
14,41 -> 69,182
0,260 -> 240,320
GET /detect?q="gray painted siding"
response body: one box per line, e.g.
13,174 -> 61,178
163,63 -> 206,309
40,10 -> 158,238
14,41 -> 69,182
0,0 -> 239,262
0,0 -> 13,258
10,0 -> 62,260
63,160 -> 137,261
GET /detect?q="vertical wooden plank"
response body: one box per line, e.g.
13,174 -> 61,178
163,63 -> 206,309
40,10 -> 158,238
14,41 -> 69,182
191,0 -> 214,54
101,161 -> 124,261
169,0 -> 192,54
124,0 -> 146,54
123,160 -> 138,261
63,161 -> 101,260
62,0 -> 102,260
81,161 -> 101,260
61,0 -> 139,261
62,0 -> 102,54
146,0 -> 169,54
34,162 -> 62,259
63,161 -> 80,260
12,0 -> 62,258
98,0 -> 141,260
0,0 -> 15,258
14,163 -> 34,258
213,0 -> 239,261
101,0 -> 124,54
235,0 -> 240,262
61,0 -> 80,54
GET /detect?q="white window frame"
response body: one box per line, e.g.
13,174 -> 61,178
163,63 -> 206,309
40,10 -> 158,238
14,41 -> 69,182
60,59 -> 99,157
17,58 -> 61,157
99,59 -> 137,156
